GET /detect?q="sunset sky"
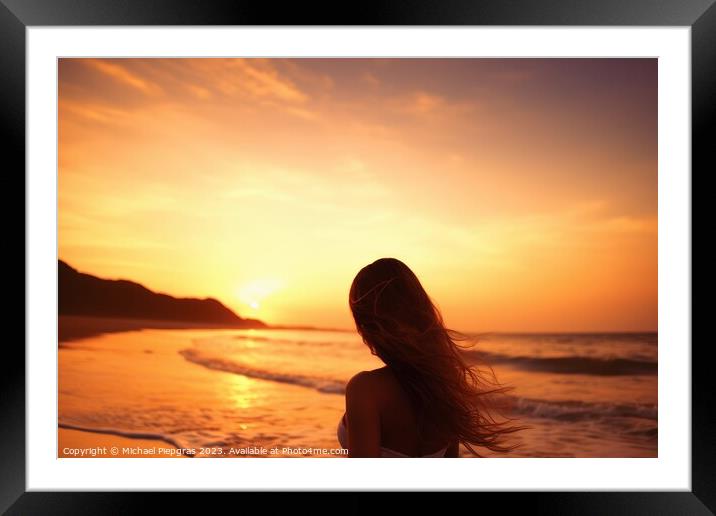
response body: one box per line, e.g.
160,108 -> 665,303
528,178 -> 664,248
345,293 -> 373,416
58,58 -> 657,332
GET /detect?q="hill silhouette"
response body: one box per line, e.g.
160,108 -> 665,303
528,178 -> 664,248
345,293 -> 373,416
58,260 -> 266,328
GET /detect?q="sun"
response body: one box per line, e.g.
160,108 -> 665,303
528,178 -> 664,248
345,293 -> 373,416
236,279 -> 283,313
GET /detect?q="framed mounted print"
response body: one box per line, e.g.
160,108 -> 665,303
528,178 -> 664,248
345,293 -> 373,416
4,0 -> 710,513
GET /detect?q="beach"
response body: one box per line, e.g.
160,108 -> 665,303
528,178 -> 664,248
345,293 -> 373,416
58,316 -> 657,458
59,428 -> 189,458
58,315 -> 252,346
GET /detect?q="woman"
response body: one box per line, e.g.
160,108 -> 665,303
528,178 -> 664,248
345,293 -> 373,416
337,258 -> 523,457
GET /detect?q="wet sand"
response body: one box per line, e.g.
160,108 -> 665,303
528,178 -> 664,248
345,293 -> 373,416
59,315 -> 246,344
59,428 -> 190,458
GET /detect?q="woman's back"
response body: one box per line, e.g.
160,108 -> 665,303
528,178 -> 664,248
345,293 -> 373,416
341,367 -> 454,457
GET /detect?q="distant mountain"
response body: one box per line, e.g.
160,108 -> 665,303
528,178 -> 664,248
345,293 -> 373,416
58,260 -> 266,328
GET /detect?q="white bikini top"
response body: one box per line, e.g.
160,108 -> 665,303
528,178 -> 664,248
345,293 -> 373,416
337,414 -> 448,458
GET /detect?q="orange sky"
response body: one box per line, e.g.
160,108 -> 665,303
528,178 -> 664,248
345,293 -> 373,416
58,58 -> 657,332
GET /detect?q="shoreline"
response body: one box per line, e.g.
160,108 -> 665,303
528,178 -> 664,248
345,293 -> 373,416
58,315 -> 351,344
58,426 -> 191,458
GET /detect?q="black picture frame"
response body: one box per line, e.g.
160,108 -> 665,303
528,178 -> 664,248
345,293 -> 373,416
4,0 -> 709,513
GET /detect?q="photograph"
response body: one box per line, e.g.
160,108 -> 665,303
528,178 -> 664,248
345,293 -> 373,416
57,57 -> 658,460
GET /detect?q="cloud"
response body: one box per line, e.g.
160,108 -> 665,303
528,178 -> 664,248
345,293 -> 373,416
186,84 -> 212,100
280,59 -> 335,93
387,90 -> 477,121
61,58 -> 324,130
283,105 -> 318,120
411,92 -> 444,114
237,60 -> 308,103
85,59 -> 162,95
361,72 -> 381,89
592,216 -> 657,234
388,91 -> 445,116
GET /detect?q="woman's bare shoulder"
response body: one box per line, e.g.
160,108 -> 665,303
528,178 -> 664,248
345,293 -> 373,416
346,367 -> 390,396
346,367 -> 401,406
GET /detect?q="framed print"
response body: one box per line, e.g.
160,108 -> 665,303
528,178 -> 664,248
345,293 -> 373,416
4,0 -> 711,513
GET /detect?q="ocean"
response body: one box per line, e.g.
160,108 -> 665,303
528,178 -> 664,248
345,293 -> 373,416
58,325 -> 657,457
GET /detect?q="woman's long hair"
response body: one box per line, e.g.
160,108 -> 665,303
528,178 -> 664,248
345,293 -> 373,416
349,258 -> 525,456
